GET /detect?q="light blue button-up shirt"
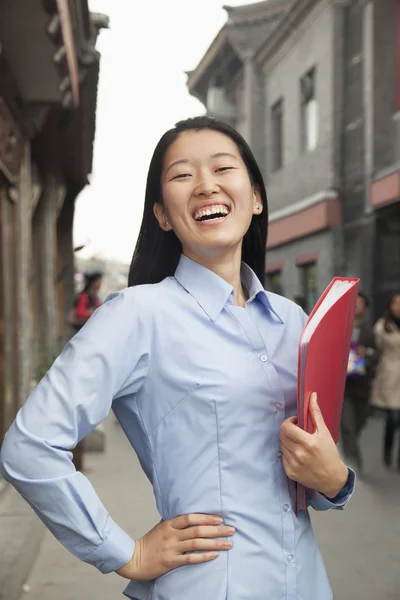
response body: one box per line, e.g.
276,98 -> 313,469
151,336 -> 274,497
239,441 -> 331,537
0,255 -> 354,600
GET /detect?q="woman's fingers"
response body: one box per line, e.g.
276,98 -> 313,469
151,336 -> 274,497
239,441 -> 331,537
178,524 -> 235,542
120,514 -> 235,580
178,537 -> 232,554
280,435 -> 296,454
171,513 -> 223,530
176,551 -> 221,566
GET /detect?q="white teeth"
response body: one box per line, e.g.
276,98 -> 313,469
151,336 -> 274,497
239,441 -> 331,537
194,205 -> 230,221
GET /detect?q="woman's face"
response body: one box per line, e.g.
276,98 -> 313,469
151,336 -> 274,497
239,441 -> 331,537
154,129 -> 262,263
92,277 -> 102,293
390,294 -> 400,319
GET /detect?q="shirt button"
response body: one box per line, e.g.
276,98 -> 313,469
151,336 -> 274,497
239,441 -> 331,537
276,450 -> 282,459
260,354 -> 268,362
287,555 -> 295,563
283,504 -> 290,512
276,402 -> 283,410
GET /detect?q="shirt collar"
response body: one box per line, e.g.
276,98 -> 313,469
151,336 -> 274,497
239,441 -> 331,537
240,262 -> 284,324
174,254 -> 284,323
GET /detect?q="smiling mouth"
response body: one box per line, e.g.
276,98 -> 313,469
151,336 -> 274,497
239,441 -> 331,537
194,204 -> 230,222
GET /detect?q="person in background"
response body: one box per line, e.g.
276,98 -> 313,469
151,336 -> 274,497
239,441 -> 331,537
341,292 -> 376,475
370,292 -> 400,470
73,271 -> 103,330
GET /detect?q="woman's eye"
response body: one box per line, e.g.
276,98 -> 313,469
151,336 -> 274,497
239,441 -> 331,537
173,173 -> 191,180
216,166 -> 234,173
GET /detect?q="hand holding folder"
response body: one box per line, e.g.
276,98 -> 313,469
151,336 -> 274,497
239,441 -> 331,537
295,277 -> 359,514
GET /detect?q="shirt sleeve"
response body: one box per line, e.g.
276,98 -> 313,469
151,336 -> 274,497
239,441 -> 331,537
0,289 -> 150,574
308,468 -> 355,511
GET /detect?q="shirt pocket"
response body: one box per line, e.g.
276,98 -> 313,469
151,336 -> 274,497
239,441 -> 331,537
150,388 -> 223,521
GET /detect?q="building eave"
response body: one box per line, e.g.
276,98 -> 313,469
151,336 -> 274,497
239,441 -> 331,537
224,0 -> 290,22
255,0 -> 321,65
186,26 -> 229,93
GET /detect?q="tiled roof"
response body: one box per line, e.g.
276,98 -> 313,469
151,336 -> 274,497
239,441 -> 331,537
224,0 -> 288,23
227,13 -> 285,55
187,0 -> 292,96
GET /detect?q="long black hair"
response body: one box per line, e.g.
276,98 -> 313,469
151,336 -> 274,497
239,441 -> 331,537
128,116 -> 268,286
82,271 -> 103,293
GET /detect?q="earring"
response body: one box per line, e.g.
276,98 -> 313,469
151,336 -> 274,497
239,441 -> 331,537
256,204 -> 260,211
164,220 -> 169,227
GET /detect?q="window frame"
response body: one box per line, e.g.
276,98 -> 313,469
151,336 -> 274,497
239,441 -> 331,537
300,67 -> 318,153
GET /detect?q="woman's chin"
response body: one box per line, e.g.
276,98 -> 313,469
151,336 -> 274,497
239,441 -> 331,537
183,237 -> 243,260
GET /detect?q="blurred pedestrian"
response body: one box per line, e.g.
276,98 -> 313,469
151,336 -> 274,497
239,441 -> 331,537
341,292 -> 376,474
0,117 -> 354,600
67,271 -> 103,332
370,292 -> 400,469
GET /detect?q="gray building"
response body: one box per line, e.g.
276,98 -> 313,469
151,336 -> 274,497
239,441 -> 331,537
187,0 -> 400,318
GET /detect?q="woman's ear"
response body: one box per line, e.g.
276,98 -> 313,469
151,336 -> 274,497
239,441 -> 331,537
153,203 -> 172,231
252,186 -> 263,215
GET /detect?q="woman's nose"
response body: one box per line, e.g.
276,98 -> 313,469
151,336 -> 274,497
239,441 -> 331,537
194,173 -> 220,197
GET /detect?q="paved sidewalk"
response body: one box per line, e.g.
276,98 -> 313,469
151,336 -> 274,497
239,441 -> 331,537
18,415 -> 400,600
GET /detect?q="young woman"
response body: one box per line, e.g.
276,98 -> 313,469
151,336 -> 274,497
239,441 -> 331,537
370,292 -> 400,469
0,117 -> 354,600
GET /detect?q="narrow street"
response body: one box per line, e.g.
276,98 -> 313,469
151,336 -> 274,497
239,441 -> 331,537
23,414 -> 400,600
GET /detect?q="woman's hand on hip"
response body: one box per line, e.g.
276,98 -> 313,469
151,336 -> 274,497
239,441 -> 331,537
115,514 -> 235,581
280,392 -> 348,498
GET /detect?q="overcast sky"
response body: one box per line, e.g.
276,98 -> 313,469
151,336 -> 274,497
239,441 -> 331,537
73,0 -> 255,264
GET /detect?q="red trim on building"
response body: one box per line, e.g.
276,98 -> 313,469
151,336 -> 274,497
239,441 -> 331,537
296,252 -> 320,267
265,260 -> 284,274
371,170 -> 400,208
267,197 -> 341,249
56,0 -> 80,107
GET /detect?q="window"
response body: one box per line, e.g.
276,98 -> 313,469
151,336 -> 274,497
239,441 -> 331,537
300,68 -> 318,152
266,271 -> 283,296
271,99 -> 283,171
302,263 -> 318,314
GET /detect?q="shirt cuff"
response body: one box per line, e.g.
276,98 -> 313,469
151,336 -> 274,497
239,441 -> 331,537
84,520 -> 136,574
309,468 -> 356,511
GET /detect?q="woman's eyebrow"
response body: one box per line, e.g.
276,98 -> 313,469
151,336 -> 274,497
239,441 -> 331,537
166,158 -> 190,174
211,152 -> 238,161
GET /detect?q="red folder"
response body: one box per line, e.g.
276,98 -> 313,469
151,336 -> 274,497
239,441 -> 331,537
295,277 -> 359,514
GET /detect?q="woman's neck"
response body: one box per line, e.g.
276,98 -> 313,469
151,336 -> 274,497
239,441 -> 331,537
184,247 -> 247,307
